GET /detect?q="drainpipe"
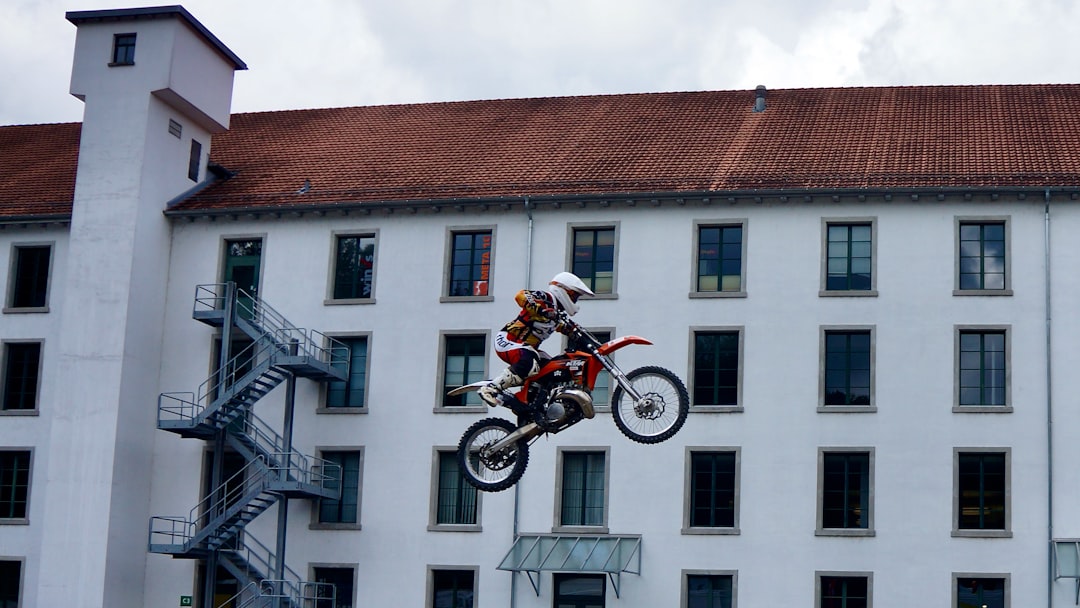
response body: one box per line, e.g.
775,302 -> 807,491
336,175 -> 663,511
511,197 -> 534,608
1045,188 -> 1055,606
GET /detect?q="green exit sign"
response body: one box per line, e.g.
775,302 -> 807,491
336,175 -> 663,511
180,596 -> 193,606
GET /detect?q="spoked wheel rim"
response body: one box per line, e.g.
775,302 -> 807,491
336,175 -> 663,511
458,417 -> 529,491
612,367 -> 689,443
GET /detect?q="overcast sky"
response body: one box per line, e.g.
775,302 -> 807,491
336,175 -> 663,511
3,0 -> 1080,126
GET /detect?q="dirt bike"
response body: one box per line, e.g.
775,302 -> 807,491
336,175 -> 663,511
448,314 -> 689,492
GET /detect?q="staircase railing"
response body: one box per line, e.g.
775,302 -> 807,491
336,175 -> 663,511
221,579 -> 336,608
224,410 -> 342,492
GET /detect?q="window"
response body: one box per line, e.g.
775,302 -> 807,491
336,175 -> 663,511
7,244 -> 51,310
2,342 -> 40,413
954,575 -> 1007,608
821,328 -> 874,409
957,219 -> 1009,293
439,333 -> 487,409
111,33 -> 136,65
817,573 -> 870,608
0,560 -> 21,608
819,449 -> 873,536
0,450 -> 30,521
684,572 -> 734,608
430,450 -> 479,530
694,221 -> 745,295
571,226 -> 616,294
313,566 -> 355,608
324,337 -> 368,411
316,450 -> 362,527
684,449 -> 738,534
331,234 -> 376,301
823,220 -> 875,294
691,329 -> 742,410
429,568 -> 476,608
445,230 -> 493,298
553,574 -> 605,608
956,328 -> 1009,410
188,140 -> 202,182
556,449 -> 608,531
955,450 -> 1010,536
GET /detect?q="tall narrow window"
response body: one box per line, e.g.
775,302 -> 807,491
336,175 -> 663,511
686,574 -> 733,608
111,33 -> 136,65
686,451 -> 737,531
8,245 -> 50,309
820,451 -> 872,534
2,342 -> 41,412
572,226 -> 615,294
823,329 -> 872,407
434,451 -> 478,527
958,221 -> 1007,291
693,330 -> 740,408
431,569 -> 475,608
188,140 -> 202,182
441,334 -> 486,408
956,451 -> 1008,533
447,231 -> 492,297
325,337 -> 368,410
955,576 -> 1006,608
818,575 -> 869,608
0,451 -> 30,520
559,451 -> 606,528
696,223 -> 744,293
958,329 -> 1007,407
317,450 -> 362,526
332,234 -> 376,300
0,560 -> 21,608
825,222 -> 873,292
313,567 -> 355,608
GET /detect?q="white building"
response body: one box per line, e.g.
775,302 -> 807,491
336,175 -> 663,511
3,5 -> 1080,608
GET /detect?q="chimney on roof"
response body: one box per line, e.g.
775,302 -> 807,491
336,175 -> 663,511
753,85 -> 767,112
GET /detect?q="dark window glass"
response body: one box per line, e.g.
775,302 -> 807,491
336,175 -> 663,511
824,331 -> 871,405
325,338 -> 367,409
3,343 -> 40,411
314,567 -> 354,608
687,574 -> 733,608
694,332 -> 739,406
561,452 -> 605,526
959,331 -> 1006,406
821,576 -> 868,608
958,452 -> 1006,530
111,33 -> 136,65
956,577 -> 1005,608
959,222 -> 1006,290
0,560 -> 20,608
448,232 -> 492,297
0,451 -> 30,519
436,452 -> 477,525
10,245 -> 50,308
826,224 -> 872,291
333,235 -> 375,300
697,225 -> 743,292
188,140 -> 202,182
822,452 -> 870,529
554,574 -> 605,606
318,451 -> 361,524
690,452 -> 736,528
432,570 -> 475,608
572,227 -> 615,294
443,335 -> 485,407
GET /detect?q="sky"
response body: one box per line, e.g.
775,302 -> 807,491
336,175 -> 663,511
3,0 -> 1080,126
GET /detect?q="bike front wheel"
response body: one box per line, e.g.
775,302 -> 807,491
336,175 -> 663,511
611,365 -> 689,444
457,417 -> 530,492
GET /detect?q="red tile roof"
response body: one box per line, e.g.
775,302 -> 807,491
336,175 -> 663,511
5,85 -> 1080,218
0,122 -> 80,219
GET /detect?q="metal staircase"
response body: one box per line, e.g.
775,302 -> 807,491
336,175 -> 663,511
149,283 -> 349,607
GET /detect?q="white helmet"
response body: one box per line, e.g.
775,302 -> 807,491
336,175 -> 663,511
548,271 -> 594,316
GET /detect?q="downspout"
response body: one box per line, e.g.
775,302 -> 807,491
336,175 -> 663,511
511,197 -> 534,608
1046,188 -> 1055,607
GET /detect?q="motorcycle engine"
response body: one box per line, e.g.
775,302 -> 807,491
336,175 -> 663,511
549,384 -> 595,420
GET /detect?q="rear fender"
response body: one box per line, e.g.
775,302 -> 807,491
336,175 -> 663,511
446,380 -> 487,397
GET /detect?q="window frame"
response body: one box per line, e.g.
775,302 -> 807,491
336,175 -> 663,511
309,563 -> 357,608
110,32 -> 136,66
0,557 -> 24,608
689,327 -> 744,412
682,569 -> 737,608
952,573 -> 1010,608
326,230 -> 378,305
691,219 -> 748,298
319,333 -> 371,414
435,330 -> 490,413
819,326 -> 876,412
441,226 -> 496,302
310,447 -> 364,530
0,340 -> 42,416
428,447 -> 482,532
820,217 -> 877,297
553,446 -> 610,534
426,565 -> 479,608
817,447 -> 875,537
566,222 -> 620,299
953,448 -> 1011,538
954,325 -> 1011,413
0,448 -> 32,524
815,571 -> 873,608
5,242 -> 53,313
683,447 -> 740,535
954,216 -> 1012,296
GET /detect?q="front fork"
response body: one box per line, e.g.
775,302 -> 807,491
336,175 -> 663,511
595,352 -> 644,402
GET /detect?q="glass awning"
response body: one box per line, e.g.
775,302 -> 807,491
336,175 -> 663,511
498,534 -> 641,598
1054,540 -> 1080,604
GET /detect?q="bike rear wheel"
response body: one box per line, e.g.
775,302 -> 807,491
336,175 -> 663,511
457,417 -> 530,492
611,365 -> 689,444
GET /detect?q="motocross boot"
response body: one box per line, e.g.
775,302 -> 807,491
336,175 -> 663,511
478,368 -> 523,408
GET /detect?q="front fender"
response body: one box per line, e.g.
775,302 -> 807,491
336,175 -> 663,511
596,335 -> 652,356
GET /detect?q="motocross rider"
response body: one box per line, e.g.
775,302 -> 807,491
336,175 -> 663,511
478,272 -> 595,412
